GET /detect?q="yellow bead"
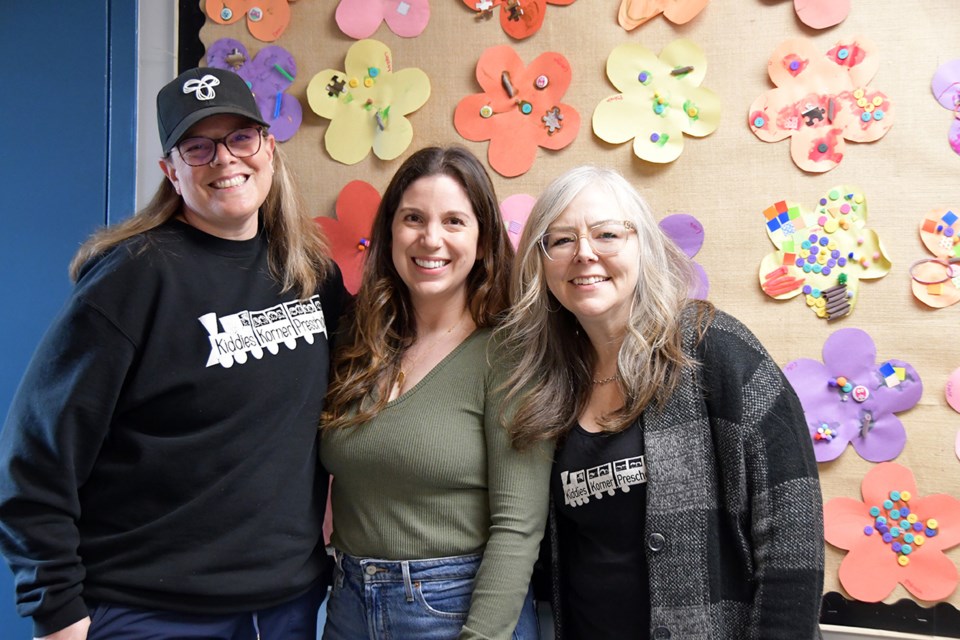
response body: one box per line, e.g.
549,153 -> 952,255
349,78 -> 359,88
907,513 -> 918,523
854,88 -> 864,99
898,555 -> 910,566
914,535 -> 925,546
872,96 -> 883,106
364,78 -> 374,87
900,490 -> 911,501
927,518 -> 939,529
805,295 -> 816,307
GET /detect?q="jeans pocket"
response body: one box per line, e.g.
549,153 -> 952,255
413,577 -> 474,619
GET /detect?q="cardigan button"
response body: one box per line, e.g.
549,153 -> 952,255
648,532 -> 666,552
653,626 -> 671,639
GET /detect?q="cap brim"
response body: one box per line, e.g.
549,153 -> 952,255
161,105 -> 270,155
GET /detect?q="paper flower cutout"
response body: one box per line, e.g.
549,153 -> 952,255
758,185 -> 890,321
500,193 -> 535,250
306,40 -> 430,165
336,0 -> 430,39
748,35 -> 894,173
659,214 -> 708,299
593,40 -> 720,165
205,39 -> 302,142
454,46 -> 580,178
824,462 -> 960,602
464,0 -> 576,40
617,0 -> 709,31
205,0 -> 297,42
932,60 -> 960,156
315,181 -> 380,295
782,328 -> 922,463
910,209 -> 960,308
949,367 -> 960,414
790,0 -> 850,29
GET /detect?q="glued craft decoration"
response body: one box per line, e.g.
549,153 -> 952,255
618,0 -> 708,31
748,35 -> 894,173
593,40 -> 720,165
790,0 -> 850,29
206,39 -> 302,142
949,367 -> 960,414
205,0 -> 298,42
910,209 -> 960,308
659,214 -> 708,299
758,185 -> 890,321
336,0 -> 430,39
315,181 -> 381,295
500,194 -> 535,250
454,46 -> 580,178
306,40 -> 430,165
782,328 -> 922,464
824,462 -> 960,602
464,0 -> 576,40
932,60 -> 960,156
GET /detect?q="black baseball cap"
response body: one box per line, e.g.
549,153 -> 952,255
157,67 -> 269,155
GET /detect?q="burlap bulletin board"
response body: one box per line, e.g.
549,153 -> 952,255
190,0 -> 960,627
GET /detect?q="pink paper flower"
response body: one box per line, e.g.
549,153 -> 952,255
464,0 -> 576,40
825,462 -> 960,602
748,35 -> 894,173
782,329 -> 922,463
790,0 -> 850,29
336,0 -> 430,39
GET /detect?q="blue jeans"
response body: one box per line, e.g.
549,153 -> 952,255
322,550 -> 539,640
86,580 -> 325,639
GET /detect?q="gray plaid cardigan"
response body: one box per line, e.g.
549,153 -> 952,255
548,310 -> 824,640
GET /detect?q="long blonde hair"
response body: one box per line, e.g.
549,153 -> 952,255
70,143 -> 330,297
497,166 -> 711,449
323,146 -> 514,431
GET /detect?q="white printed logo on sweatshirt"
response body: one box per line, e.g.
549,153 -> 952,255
561,455 -> 647,507
199,295 -> 327,368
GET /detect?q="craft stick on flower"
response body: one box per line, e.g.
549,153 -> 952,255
206,38 -> 303,142
782,328 -> 921,463
205,0 -> 298,42
307,39 -> 430,165
824,462 -> 960,602
454,46 -> 579,178
617,0 -> 709,31
748,35 -> 894,173
790,0 -> 850,29
336,0 -> 430,39
932,60 -> 960,157
464,0 -> 576,40
910,209 -> 960,308
314,181 -> 380,295
593,40 -> 720,165
758,185 -> 890,321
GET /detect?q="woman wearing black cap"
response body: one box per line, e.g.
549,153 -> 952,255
0,67 -> 346,639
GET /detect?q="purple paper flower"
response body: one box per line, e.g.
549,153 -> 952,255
206,38 -> 303,142
782,328 -> 922,463
659,213 -> 708,299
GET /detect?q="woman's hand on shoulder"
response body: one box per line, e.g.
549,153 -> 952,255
36,617 -> 90,640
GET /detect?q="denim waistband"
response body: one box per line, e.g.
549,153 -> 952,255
333,549 -> 482,585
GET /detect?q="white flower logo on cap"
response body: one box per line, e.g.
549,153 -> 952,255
183,74 -> 221,101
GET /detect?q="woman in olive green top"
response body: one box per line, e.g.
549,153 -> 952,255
321,146 -> 551,640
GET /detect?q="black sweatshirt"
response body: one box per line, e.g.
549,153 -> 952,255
0,220 -> 346,636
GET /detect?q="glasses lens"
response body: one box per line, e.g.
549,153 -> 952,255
589,223 -> 628,254
541,231 -> 577,260
225,127 -> 262,158
177,137 -> 216,166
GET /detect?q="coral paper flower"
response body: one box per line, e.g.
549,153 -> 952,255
758,185 -> 890,321
206,38 -> 302,142
336,0 -> 430,39
307,40 -> 430,165
315,181 -> 381,295
791,0 -> 850,29
825,462 -> 960,602
748,35 -> 894,173
617,0 -> 709,31
782,328 -> 922,463
593,40 -> 720,165
454,46 -> 579,178
205,0 -> 297,42
932,60 -> 960,156
464,0 -> 576,40
910,209 -> 960,308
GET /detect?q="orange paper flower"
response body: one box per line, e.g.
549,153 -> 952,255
205,0 -> 298,42
825,462 -> 960,602
454,46 -> 580,178
618,0 -> 709,31
464,0 -> 576,40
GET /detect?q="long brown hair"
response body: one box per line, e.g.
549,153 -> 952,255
497,166 -> 712,449
323,145 -> 513,430
69,143 -> 330,297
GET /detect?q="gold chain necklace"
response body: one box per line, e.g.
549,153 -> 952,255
592,374 -> 617,385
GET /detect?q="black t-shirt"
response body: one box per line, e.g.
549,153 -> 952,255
552,418 -> 650,640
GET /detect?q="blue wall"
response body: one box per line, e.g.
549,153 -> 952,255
0,2 -> 137,635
